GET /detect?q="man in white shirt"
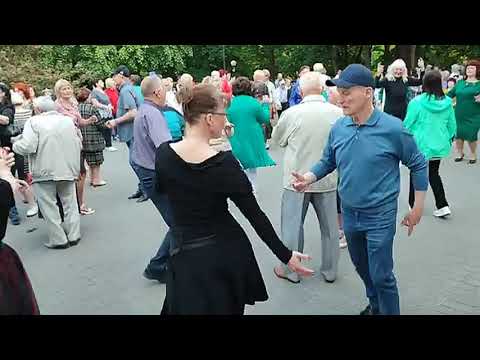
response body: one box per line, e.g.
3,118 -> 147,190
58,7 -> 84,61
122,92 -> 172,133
272,72 -> 343,284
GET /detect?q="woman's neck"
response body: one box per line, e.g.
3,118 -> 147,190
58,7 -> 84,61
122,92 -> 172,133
466,76 -> 478,82
184,126 -> 212,146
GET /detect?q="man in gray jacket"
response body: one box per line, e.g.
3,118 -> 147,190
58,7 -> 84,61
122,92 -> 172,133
272,72 -> 343,284
13,96 -> 82,249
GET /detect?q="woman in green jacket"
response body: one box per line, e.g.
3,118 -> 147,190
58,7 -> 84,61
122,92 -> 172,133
404,70 -> 457,218
227,77 -> 275,193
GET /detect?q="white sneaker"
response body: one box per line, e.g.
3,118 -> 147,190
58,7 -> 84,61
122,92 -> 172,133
26,204 -> 39,217
339,230 -> 348,249
433,206 -> 451,218
106,146 -> 118,152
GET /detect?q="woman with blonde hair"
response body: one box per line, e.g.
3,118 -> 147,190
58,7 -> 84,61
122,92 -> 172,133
166,74 -> 194,114
54,79 -> 97,216
375,58 -> 425,120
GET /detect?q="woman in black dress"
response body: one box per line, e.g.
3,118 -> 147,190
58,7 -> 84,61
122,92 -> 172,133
0,149 -> 40,315
375,58 -> 425,120
156,84 -> 313,315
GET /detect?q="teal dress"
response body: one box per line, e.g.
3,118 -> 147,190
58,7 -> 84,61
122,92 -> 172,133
447,80 -> 480,141
227,95 -> 276,170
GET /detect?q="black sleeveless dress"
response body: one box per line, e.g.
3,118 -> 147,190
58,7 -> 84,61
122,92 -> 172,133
0,179 -> 40,315
155,142 -> 292,315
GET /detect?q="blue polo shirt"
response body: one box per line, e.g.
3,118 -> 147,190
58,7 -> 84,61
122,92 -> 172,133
116,81 -> 139,142
311,108 -> 428,211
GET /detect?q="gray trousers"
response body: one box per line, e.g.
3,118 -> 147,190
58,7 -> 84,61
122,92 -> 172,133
33,180 -> 81,246
280,189 -> 339,282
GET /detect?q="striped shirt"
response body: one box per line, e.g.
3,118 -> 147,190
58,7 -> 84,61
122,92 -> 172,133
14,107 -> 32,130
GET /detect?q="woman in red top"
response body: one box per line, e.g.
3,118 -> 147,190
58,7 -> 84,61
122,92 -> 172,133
219,69 -> 233,100
104,78 -> 119,117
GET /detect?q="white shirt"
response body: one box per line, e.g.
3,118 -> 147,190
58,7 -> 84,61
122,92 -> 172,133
272,95 -> 343,193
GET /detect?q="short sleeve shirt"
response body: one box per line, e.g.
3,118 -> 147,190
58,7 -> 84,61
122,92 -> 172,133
117,82 -> 138,142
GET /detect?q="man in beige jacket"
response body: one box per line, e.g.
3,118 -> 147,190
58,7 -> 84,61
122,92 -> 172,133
13,96 -> 82,249
272,72 -> 343,283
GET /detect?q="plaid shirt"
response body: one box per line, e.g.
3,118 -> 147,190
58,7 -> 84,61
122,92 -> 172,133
78,103 -> 106,152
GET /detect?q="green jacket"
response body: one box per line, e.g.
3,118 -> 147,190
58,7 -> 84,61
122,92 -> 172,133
227,95 -> 275,170
404,93 -> 457,160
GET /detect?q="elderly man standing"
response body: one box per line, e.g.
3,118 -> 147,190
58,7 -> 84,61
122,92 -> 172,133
272,72 -> 343,284
289,65 -> 311,107
292,64 -> 428,315
13,96 -> 82,249
131,75 -> 174,283
106,65 -> 146,203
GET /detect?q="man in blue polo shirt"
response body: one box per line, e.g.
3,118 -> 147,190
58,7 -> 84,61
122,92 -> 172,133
107,65 -> 147,202
292,64 -> 428,315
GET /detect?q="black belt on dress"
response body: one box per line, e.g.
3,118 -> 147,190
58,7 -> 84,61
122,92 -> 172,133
169,231 -> 217,257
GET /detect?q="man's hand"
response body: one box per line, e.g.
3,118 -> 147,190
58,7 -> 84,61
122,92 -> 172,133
291,171 -> 316,192
106,119 -> 117,129
401,206 -> 423,236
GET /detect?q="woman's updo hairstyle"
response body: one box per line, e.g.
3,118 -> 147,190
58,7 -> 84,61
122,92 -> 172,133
182,84 -> 224,124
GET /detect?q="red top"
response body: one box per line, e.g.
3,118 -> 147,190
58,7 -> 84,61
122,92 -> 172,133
105,87 -> 119,117
221,78 -> 232,100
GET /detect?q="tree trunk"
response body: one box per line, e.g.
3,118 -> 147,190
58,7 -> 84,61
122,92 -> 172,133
330,46 -> 338,73
396,45 -> 416,72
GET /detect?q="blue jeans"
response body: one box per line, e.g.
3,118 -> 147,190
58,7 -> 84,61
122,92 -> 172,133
342,203 -> 400,315
125,139 -> 144,196
135,164 -> 174,276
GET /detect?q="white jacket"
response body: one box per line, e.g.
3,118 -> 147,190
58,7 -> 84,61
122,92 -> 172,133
12,111 -> 82,183
272,95 -> 343,193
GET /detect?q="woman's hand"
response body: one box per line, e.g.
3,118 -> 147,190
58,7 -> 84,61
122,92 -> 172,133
376,63 -> 384,77
287,251 -> 314,277
224,122 -> 235,138
0,150 -> 15,181
474,94 -> 480,103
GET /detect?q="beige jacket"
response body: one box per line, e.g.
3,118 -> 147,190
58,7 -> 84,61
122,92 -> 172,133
12,111 -> 82,183
272,95 -> 343,193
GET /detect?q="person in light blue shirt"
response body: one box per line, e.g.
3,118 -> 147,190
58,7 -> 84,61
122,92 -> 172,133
291,64 -> 428,315
131,74 -> 145,105
106,65 -> 145,201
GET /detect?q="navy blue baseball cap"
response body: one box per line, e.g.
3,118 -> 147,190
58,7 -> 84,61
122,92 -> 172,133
326,64 -> 375,89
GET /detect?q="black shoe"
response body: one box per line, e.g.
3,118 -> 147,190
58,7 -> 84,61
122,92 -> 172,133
69,238 -> 81,246
128,190 -> 142,200
360,305 -> 378,315
143,269 -> 167,284
360,305 -> 373,315
454,156 -> 464,162
468,159 -> 477,164
44,243 -> 70,250
136,194 -> 149,203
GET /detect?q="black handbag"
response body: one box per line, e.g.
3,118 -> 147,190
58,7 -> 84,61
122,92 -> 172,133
5,123 -> 21,138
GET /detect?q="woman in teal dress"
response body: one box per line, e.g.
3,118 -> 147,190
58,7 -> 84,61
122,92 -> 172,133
227,77 -> 275,192
447,59 -> 480,164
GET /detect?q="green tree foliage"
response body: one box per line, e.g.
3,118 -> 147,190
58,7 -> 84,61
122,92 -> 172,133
1,45 -> 479,91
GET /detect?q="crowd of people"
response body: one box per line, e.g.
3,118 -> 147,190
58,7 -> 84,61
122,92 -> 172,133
0,55 -> 479,315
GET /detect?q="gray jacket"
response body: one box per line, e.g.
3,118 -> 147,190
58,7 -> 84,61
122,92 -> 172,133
12,111 -> 82,183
